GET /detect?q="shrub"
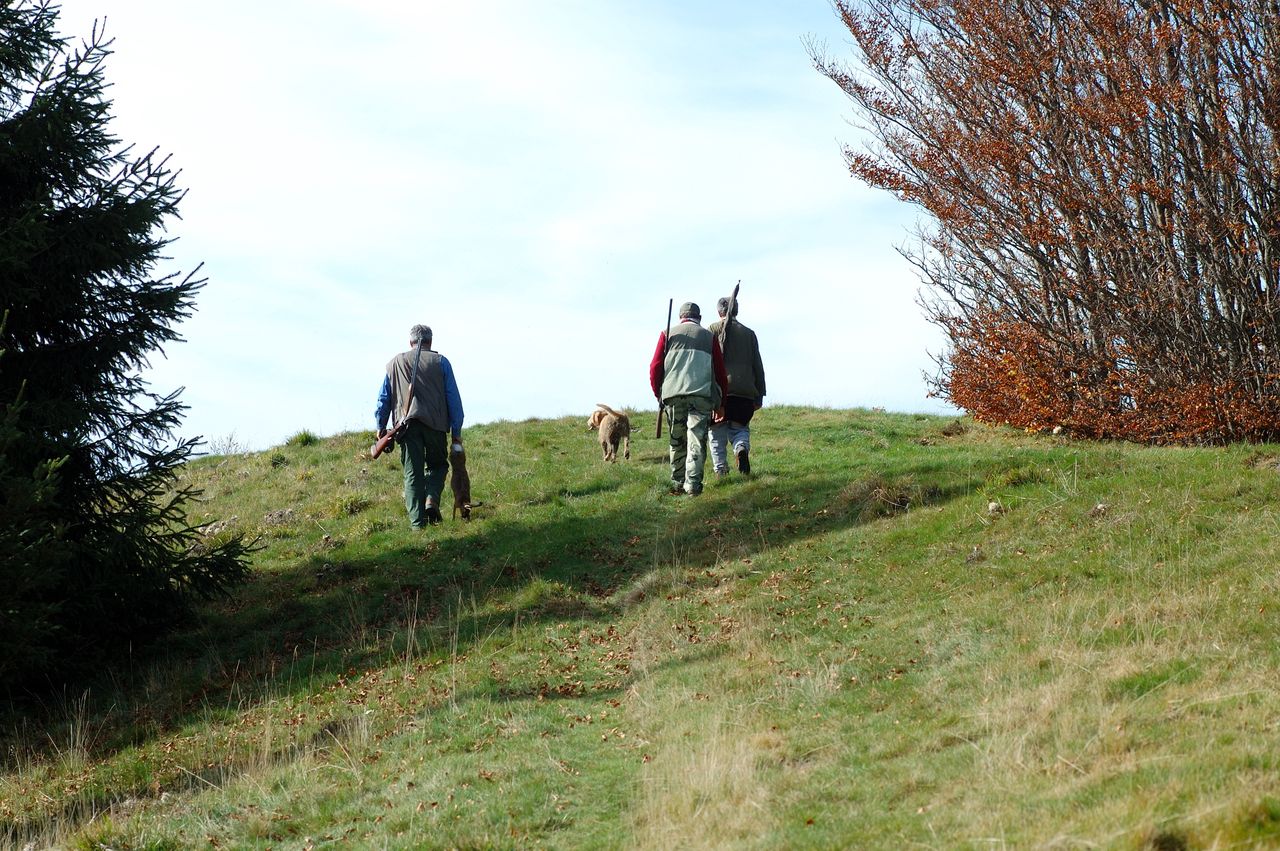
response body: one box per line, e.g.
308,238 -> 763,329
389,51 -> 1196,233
286,430 -> 320,447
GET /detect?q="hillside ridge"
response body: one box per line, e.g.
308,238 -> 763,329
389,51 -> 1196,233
4,407 -> 1280,849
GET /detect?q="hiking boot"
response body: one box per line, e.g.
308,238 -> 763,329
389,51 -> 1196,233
424,501 -> 443,525
736,449 -> 751,476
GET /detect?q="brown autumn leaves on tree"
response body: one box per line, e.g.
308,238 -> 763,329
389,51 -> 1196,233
815,0 -> 1280,443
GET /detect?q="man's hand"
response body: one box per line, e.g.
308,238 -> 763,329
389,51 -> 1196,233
754,398 -> 763,411
377,428 -> 388,439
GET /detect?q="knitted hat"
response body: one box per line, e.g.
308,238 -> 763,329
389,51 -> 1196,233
679,301 -> 701,320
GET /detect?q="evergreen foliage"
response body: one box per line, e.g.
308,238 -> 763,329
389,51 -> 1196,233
0,1 -> 249,685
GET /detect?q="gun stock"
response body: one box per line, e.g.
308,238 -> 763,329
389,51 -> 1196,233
370,420 -> 408,459
721,280 -> 740,355
371,338 -> 426,460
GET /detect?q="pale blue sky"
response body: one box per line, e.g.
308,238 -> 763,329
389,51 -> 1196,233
54,0 -> 954,450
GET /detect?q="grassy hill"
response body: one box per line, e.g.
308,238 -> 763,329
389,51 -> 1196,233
3,407 -> 1279,849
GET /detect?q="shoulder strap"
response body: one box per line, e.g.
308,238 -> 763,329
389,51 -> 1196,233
398,340 -> 425,425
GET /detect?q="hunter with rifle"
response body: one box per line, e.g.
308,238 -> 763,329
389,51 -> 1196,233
709,285 -> 766,477
649,301 -> 728,496
374,324 -> 465,527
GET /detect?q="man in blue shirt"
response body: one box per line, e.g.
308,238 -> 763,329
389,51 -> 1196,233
375,324 -> 464,527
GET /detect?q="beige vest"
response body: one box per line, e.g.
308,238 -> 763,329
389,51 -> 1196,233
385,348 -> 449,433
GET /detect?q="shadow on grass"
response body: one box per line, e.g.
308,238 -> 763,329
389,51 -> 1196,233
515,478 -> 627,506
0,438 -> 1035,841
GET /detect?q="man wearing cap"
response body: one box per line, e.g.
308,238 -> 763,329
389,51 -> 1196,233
709,295 -> 766,476
649,302 -> 729,495
375,324 -> 464,527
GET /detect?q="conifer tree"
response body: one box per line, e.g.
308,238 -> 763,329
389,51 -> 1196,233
0,0 -> 249,684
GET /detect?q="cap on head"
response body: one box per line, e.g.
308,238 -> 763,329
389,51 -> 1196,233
409,324 -> 432,345
717,296 -> 738,317
678,301 -> 701,320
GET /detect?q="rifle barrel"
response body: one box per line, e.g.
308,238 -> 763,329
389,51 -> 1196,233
656,298 -> 673,439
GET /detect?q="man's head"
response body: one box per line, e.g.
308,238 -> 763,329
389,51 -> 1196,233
679,302 -> 701,321
409,324 -> 432,347
717,296 -> 738,318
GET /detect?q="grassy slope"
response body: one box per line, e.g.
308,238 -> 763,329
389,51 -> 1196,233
3,407 -> 1280,849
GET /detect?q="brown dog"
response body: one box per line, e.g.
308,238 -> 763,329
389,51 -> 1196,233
587,403 -> 631,463
449,441 -> 473,520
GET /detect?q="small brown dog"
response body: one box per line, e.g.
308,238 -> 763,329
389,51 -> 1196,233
587,403 -> 631,463
449,441 -> 473,520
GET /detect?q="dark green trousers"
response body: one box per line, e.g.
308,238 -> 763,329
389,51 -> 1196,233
399,419 -> 448,527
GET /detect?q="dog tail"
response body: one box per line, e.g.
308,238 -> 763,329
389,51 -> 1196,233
596,403 -> 625,418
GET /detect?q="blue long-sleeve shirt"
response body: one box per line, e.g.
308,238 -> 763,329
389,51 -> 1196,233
375,355 -> 464,438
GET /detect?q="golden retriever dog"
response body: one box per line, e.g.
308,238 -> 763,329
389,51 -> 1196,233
587,403 -> 631,463
449,441 -> 473,520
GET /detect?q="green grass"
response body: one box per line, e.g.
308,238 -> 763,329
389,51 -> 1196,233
3,407 -> 1280,849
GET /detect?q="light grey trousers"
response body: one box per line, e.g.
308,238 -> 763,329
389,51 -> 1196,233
709,420 -> 751,474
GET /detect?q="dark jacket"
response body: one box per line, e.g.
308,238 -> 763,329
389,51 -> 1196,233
710,318 -> 765,401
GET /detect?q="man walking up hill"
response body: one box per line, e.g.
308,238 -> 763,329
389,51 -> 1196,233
650,302 -> 728,496
375,324 -> 464,527
709,295 -> 766,476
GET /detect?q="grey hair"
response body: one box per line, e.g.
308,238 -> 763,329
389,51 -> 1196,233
409,324 -> 433,345
717,297 -> 738,317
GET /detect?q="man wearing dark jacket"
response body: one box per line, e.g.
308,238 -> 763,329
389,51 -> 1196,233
709,296 -> 766,476
649,302 -> 729,495
375,324 -> 464,527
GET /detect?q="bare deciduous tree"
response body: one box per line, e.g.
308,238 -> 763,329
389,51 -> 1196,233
815,0 -> 1280,442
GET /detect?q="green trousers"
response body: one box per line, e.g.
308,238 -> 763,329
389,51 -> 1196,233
665,395 -> 712,494
399,419 -> 448,527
